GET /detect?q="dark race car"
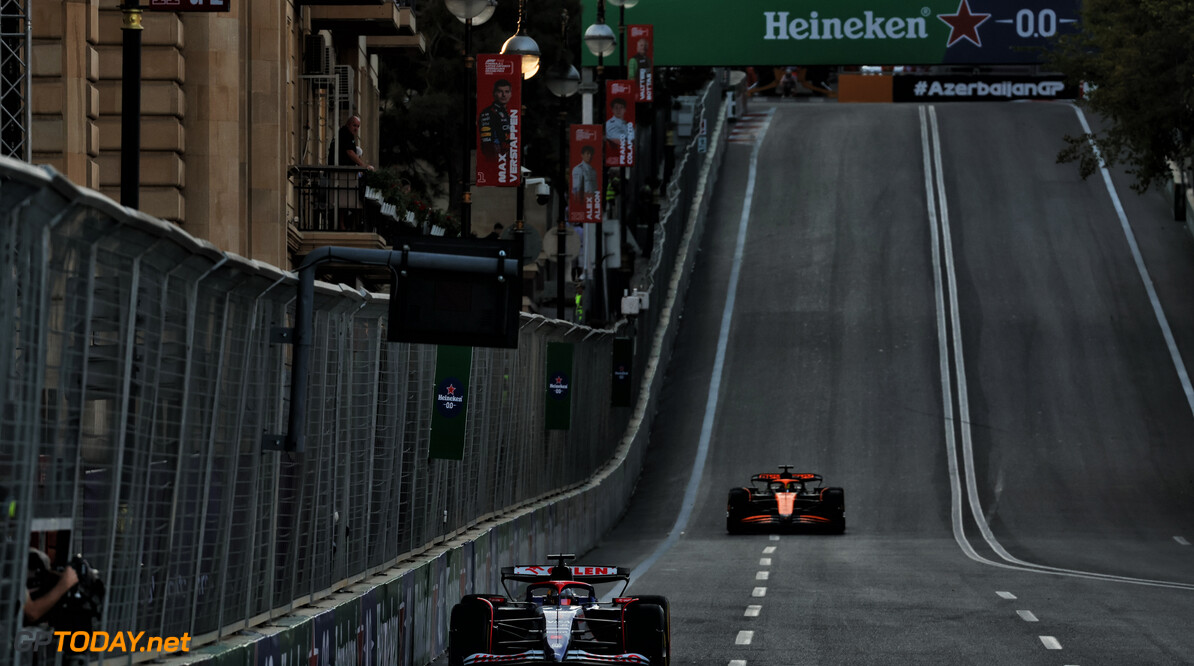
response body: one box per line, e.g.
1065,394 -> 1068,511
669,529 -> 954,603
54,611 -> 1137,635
449,553 -> 671,665
726,466 -> 845,534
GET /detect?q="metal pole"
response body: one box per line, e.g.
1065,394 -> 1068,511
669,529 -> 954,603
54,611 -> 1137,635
462,19 -> 474,237
120,0 -> 142,209
556,106 -> 567,320
593,0 -> 607,325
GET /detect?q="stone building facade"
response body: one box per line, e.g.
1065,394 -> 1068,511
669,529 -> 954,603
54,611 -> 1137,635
26,0 -> 420,268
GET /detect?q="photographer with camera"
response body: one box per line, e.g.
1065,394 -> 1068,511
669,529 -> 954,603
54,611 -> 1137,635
24,550 -> 78,625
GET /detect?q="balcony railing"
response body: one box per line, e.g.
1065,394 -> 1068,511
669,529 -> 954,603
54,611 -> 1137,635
291,165 -> 372,232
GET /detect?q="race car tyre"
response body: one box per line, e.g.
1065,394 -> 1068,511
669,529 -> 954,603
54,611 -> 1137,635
821,487 -> 845,512
726,488 -> 750,534
625,601 -> 669,665
634,594 -> 671,661
831,516 -> 846,534
449,601 -> 491,666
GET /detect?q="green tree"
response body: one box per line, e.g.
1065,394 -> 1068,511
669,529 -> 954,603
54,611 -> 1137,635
1049,0 -> 1194,192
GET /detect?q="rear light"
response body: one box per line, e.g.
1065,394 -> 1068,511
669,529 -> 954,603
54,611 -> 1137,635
488,596 -> 506,603
614,597 -> 636,604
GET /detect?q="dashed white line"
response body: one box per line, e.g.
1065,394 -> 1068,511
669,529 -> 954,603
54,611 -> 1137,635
762,546 -> 776,554
735,630 -> 754,645
729,661 -> 747,666
755,571 -> 769,580
1040,636 -> 1063,650
744,605 -> 761,617
759,557 -> 771,566
752,587 -> 767,597
996,591 -> 1017,600
1017,610 -> 1039,622
1175,536 -> 1190,546
769,535 -> 780,541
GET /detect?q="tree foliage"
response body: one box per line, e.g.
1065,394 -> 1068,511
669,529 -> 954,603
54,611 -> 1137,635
1048,0 -> 1194,192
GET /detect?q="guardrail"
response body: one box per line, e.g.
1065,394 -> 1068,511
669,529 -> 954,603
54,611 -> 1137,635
1,73 -> 728,666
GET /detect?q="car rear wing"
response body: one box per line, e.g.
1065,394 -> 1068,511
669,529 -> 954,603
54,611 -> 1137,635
501,565 -> 629,585
751,472 -> 822,484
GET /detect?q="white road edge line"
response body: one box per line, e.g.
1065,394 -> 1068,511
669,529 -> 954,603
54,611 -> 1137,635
735,630 -> 754,645
1017,610 -> 1039,622
744,605 -> 761,617
924,104 -> 1194,592
1175,536 -> 1190,546
624,108 -> 775,590
1040,636 -> 1063,650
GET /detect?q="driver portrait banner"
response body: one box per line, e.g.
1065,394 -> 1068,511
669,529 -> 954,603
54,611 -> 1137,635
429,345 -> 473,460
604,81 -> 636,167
627,25 -> 654,102
568,125 -> 603,224
476,55 -> 521,187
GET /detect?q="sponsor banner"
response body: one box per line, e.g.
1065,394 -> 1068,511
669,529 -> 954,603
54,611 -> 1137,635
568,125 -> 603,223
476,55 -> 521,187
893,74 -> 1078,101
604,81 -> 636,167
627,25 -> 654,102
582,0 -> 1080,66
148,0 -> 230,11
545,342 -> 574,430
428,345 -> 472,460
611,338 -> 632,407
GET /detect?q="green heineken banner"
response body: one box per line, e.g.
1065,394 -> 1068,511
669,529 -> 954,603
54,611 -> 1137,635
581,0 -> 1080,66
611,338 -> 633,407
545,342 -> 574,430
429,345 -> 473,460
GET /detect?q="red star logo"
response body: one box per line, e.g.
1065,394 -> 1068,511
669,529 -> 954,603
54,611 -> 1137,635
555,375 -> 563,383
446,384 -> 456,395
938,0 -> 991,47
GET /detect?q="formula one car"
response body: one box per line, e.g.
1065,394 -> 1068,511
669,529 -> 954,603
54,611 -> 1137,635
449,554 -> 670,665
726,466 -> 845,534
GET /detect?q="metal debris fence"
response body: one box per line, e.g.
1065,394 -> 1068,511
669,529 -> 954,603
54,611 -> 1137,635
0,74 -> 726,664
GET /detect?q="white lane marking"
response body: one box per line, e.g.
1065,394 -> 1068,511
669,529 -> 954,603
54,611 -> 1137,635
729,661 -> 748,666
1175,536 -> 1190,546
763,546 -> 776,554
744,605 -> 761,617
1040,636 -> 1063,650
769,535 -> 780,541
996,591 -> 1017,600
755,571 -> 769,580
624,108 -> 773,590
1017,610 -> 1039,622
735,631 -> 754,645
752,587 -> 767,597
923,104 -> 1194,592
759,557 -> 772,566
1073,106 -> 1194,417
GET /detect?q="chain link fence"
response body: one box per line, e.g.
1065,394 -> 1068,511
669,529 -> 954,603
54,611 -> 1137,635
1,74 -> 727,664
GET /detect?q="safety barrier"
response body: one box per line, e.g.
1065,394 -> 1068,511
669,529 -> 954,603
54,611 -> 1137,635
1,74 -> 728,666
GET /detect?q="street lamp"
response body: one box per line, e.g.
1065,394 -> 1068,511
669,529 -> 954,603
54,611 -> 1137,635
446,0 -> 497,238
501,0 -> 541,80
545,13 -> 580,320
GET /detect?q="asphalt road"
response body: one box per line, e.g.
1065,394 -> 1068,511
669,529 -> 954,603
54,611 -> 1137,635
436,99 -> 1194,665
582,100 -> 1194,666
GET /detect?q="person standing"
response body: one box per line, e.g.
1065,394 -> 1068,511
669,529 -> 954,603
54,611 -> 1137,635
327,114 -> 373,230
329,115 -> 374,171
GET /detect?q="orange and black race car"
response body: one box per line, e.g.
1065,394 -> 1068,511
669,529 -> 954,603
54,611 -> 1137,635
726,466 -> 845,534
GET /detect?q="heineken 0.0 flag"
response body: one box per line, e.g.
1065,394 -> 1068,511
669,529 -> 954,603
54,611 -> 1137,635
545,342 -> 574,430
611,338 -> 633,407
429,345 -> 473,460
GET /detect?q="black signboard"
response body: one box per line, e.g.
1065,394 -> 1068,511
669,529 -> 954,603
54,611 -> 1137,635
892,74 -> 1079,103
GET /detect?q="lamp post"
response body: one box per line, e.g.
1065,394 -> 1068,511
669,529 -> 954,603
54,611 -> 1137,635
445,0 -> 497,238
583,1 -> 615,325
120,0 -> 143,210
606,0 -> 639,79
501,0 -> 540,264
545,11 -> 580,320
